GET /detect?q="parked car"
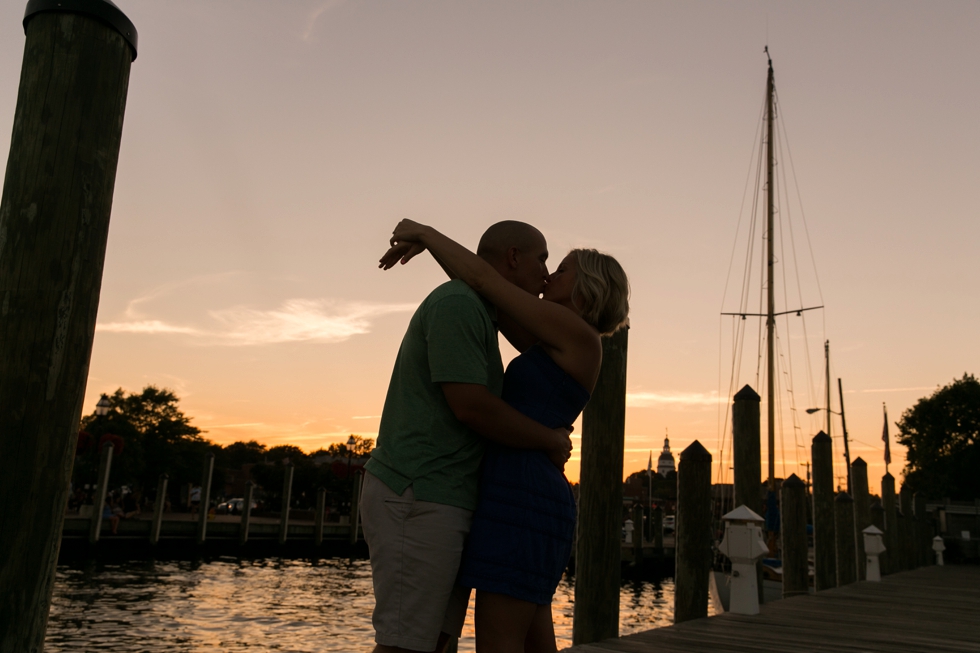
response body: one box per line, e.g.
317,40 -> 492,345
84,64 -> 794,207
216,498 -> 257,515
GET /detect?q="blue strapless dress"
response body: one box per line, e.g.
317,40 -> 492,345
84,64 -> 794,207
457,345 -> 590,604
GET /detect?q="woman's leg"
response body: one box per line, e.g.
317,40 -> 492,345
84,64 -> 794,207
474,591 -> 537,653
523,604 -> 557,653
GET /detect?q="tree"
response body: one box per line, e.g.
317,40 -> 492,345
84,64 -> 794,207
897,373 -> 980,501
324,435 -> 374,457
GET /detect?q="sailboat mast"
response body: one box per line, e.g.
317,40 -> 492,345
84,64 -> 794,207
765,56 -> 776,492
825,340 -> 831,440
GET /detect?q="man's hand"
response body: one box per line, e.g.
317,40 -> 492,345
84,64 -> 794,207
546,426 -> 573,472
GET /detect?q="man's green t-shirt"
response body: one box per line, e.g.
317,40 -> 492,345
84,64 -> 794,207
365,280 -> 503,511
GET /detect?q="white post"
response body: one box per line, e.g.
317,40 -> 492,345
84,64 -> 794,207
718,505 -> 769,615
932,536 -> 946,566
862,525 -> 885,582
624,519 -> 634,545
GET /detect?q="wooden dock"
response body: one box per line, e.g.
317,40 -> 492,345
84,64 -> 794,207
566,566 -> 980,653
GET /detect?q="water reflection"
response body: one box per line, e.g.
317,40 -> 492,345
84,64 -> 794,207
48,558 -> 676,651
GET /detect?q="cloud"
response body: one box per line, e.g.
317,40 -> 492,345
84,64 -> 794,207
860,386 -> 935,393
97,299 -> 416,346
302,0 -> 346,41
626,390 -> 722,408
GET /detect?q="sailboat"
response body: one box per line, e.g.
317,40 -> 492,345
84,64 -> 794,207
711,49 -> 827,611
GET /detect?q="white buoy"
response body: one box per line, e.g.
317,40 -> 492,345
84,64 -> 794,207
933,536 -> 946,566
624,518 -> 634,545
718,505 -> 769,615
862,525 -> 886,581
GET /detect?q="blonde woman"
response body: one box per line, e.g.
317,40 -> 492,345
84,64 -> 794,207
381,220 -> 629,653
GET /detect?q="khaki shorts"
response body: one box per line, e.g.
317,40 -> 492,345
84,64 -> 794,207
360,471 -> 473,651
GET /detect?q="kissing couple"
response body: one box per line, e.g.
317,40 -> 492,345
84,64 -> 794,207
360,220 -> 629,653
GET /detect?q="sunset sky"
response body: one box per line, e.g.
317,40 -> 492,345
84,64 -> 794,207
1,1 -> 977,487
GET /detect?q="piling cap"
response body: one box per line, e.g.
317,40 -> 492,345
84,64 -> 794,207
24,0 -> 138,61
835,492 -> 853,503
734,385 -> 761,401
851,457 -> 867,467
812,430 -> 831,444
862,525 -> 883,535
722,505 -> 764,523
680,440 -> 712,462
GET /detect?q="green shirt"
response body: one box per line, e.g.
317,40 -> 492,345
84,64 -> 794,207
366,280 -> 503,511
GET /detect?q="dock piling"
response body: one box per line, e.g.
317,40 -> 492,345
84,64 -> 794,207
850,458 -> 871,579
573,327 -> 628,645
150,474 -> 168,545
240,481 -> 254,545
0,2 -> 136,648
653,505 -> 664,553
780,474 -> 808,598
674,441 -> 712,624
811,432 -> 836,590
732,385 -> 764,602
197,453 -> 215,544
279,465 -> 294,545
881,474 -> 897,574
834,493 -> 857,586
88,443 -> 114,544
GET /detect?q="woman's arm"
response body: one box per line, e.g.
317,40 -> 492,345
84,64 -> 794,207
382,220 -> 597,365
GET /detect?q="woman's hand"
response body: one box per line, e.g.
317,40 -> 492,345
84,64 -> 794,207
378,220 -> 431,270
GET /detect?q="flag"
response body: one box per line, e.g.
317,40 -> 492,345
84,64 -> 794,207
882,403 -> 891,466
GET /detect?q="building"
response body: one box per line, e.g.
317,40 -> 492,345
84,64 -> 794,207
657,436 -> 676,476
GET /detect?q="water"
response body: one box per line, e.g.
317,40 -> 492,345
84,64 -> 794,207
47,558 -> 678,651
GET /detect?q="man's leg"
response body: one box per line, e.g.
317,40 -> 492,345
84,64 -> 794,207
361,472 -> 472,653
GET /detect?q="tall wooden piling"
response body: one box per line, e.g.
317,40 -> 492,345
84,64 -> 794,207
834,493 -> 857,586
349,470 -> 363,545
811,431 -> 836,590
279,464 -> 295,545
0,3 -> 136,647
913,492 -> 929,567
197,454 -> 215,544
881,473 -> 897,574
150,474 -> 168,545
88,443 -> 114,543
871,499 -> 885,531
573,327 -> 628,645
781,474 -> 808,598
315,487 -> 327,546
732,385 -> 763,601
900,486 -> 914,570
240,481 -> 254,545
653,505 -> 664,552
851,458 -> 871,579
674,441 -> 713,624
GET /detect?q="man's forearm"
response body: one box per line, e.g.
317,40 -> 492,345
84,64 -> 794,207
443,384 -> 562,451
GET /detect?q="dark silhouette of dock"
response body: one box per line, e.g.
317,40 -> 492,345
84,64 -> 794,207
564,565 -> 980,653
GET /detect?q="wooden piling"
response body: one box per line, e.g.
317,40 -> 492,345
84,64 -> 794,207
150,474 -> 168,545
350,470 -> 364,545
781,474 -> 808,598
653,505 -> 664,553
811,431 -> 836,590
870,499 -> 885,531
279,465 -> 295,545
900,486 -> 913,570
197,454 -> 215,545
674,441 -> 713,624
240,481 -> 254,545
881,473 -> 897,574
850,457 -> 871,580
732,384 -> 764,602
88,442 -> 114,544
573,327 -> 628,645
315,487 -> 327,546
913,492 -> 929,567
632,504 -> 644,569
0,3 -> 136,647
834,493 -> 857,586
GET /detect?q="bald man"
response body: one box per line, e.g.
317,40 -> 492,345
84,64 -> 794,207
361,221 -> 572,653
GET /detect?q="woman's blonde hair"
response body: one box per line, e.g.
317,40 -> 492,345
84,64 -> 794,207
569,249 -> 630,336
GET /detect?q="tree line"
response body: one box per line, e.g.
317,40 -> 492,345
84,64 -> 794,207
73,386 -> 374,511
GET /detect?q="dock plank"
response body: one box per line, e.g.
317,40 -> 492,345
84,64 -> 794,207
565,566 -> 980,653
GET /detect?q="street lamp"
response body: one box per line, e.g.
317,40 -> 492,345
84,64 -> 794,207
95,394 -> 111,417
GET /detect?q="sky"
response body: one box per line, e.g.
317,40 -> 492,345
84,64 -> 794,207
1,1 -> 977,487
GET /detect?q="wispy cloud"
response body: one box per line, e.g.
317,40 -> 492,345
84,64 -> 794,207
860,386 -> 935,394
302,0 -> 345,41
626,391 -> 722,408
97,298 -> 415,346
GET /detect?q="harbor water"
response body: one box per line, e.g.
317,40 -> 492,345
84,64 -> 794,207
46,557 -> 678,651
